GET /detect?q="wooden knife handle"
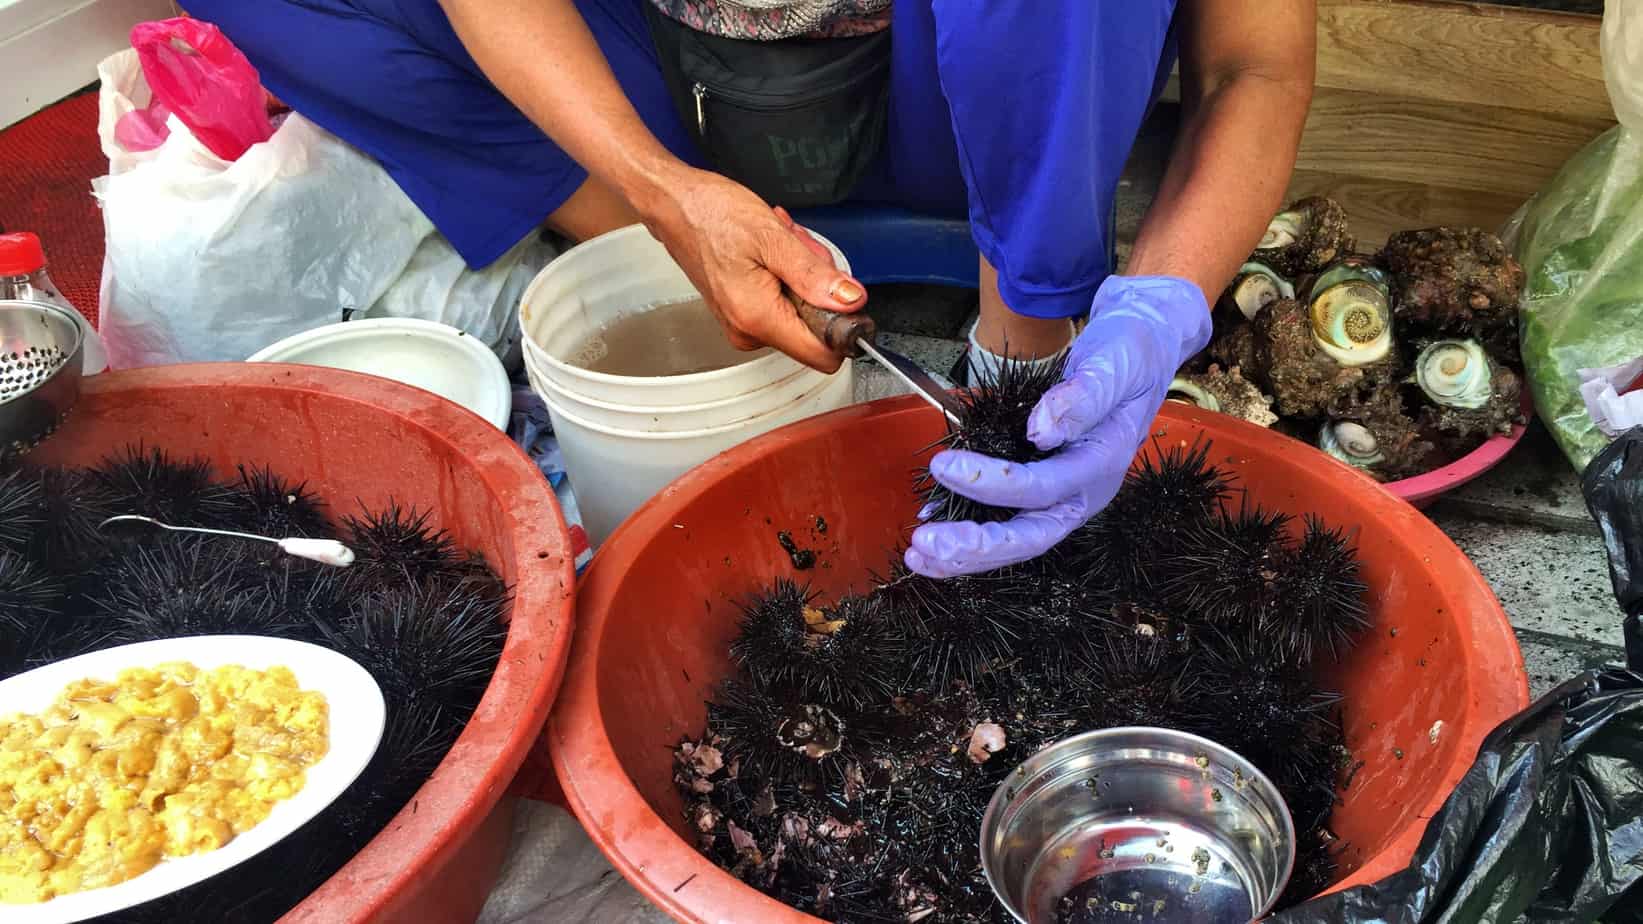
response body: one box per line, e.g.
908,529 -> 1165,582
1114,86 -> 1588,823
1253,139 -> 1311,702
787,290 -> 877,357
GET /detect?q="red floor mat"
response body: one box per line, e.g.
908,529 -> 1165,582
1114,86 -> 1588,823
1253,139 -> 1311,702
0,92 -> 106,324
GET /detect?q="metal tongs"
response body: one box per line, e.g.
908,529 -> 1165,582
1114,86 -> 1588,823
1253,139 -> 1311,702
99,515 -> 357,567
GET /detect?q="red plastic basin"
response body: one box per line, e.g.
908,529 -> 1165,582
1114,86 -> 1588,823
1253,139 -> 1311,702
30,364 -> 577,924
549,396 -> 1529,922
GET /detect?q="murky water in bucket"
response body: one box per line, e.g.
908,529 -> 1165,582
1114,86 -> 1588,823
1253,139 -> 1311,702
1025,815 -> 1258,924
570,296 -> 772,377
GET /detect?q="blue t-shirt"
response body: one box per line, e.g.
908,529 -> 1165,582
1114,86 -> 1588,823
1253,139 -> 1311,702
185,0 -> 1178,319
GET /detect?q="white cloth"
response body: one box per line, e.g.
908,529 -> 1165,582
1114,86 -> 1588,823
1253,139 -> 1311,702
476,800 -> 672,924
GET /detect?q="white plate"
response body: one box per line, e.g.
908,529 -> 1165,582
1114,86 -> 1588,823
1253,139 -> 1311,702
247,318 -> 512,430
0,636 -> 386,923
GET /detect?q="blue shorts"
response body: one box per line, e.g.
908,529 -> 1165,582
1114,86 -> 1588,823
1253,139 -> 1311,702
185,0 -> 1177,319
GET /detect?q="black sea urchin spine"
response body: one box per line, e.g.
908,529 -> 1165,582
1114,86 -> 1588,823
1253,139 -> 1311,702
1121,437 -> 1231,527
918,352 -> 1067,525
90,536 -> 293,644
1190,631 -> 1342,767
880,566 -> 1031,690
92,444 -> 243,528
230,464 -> 331,538
0,468 -> 45,556
730,578 -> 816,687
28,467 -> 118,572
706,679 -> 861,793
0,552 -> 65,680
1074,630 -> 1198,730
732,580 -> 904,709
0,550 -> 61,635
1160,498 -> 1293,630
1071,437 -> 1231,590
1012,555 -> 1119,683
1281,832 -> 1345,911
341,501 -> 459,587
329,580 -> 509,717
265,558 -> 355,646
1266,515 -> 1371,664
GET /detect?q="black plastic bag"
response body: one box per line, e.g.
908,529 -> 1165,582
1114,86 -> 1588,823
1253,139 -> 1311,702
1272,428 -> 1643,923
1588,428 -> 1643,660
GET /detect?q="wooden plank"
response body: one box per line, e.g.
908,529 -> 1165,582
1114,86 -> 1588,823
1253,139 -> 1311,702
1146,2 -> 1610,251
1293,87 -> 1611,199
1284,168 -> 1530,247
1315,0 -> 1609,121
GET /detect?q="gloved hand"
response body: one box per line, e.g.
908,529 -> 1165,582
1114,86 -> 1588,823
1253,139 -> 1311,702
905,275 -> 1213,578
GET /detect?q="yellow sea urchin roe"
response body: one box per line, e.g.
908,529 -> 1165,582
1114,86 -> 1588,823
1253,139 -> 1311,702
0,662 -> 328,904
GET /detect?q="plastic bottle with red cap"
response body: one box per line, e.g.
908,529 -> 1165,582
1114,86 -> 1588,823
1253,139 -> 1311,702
0,232 -> 109,374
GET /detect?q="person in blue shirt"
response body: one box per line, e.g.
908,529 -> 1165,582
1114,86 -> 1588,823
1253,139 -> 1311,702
183,0 -> 1316,578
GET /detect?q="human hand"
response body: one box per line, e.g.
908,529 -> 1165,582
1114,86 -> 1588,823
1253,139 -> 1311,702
639,168 -> 866,372
905,276 -> 1213,578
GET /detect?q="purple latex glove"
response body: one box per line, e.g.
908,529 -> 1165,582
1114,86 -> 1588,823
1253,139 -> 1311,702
905,275 -> 1213,578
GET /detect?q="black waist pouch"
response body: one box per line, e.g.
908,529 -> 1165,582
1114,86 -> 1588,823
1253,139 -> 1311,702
644,4 -> 890,208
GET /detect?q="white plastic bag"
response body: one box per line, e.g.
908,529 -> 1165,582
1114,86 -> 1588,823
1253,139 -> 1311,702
1579,357 -> 1643,438
93,48 -> 554,370
362,227 -> 560,367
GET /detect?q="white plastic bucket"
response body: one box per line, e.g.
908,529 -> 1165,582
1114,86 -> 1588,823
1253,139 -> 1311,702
517,223 -> 856,545
522,353 -> 825,434
519,224 -> 847,406
537,367 -> 853,546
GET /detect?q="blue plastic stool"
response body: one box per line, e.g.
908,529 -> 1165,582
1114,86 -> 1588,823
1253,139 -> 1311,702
789,204 -> 979,288
794,201 -> 1120,290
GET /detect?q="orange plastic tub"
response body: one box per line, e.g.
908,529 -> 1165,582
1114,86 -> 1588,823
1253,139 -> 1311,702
550,396 -> 1530,921
30,364 -> 577,923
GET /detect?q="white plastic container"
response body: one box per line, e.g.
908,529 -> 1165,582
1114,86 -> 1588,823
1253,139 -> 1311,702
248,318 -> 512,431
518,224 -> 855,545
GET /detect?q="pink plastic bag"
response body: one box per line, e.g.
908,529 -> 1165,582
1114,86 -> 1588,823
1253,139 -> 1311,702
113,97 -> 171,153
124,18 -> 274,161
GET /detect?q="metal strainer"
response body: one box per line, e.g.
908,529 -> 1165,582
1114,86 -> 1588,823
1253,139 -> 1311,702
1,299 -> 84,467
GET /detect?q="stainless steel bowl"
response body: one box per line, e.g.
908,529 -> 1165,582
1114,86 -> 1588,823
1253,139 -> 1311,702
1,299 -> 85,467
981,727 -> 1295,924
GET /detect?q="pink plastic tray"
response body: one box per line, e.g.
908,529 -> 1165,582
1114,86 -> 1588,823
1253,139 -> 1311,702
1385,393 -> 1534,508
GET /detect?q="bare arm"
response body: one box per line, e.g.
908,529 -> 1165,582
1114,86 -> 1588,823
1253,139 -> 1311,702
437,0 -> 866,371
438,0 -> 679,211
1125,0 -> 1316,302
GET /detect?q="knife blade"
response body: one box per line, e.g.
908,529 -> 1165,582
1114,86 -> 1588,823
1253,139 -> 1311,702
854,338 -> 965,425
787,291 -> 964,424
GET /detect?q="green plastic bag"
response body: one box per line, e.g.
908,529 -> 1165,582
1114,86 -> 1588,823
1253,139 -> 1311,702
1510,4 -> 1643,473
